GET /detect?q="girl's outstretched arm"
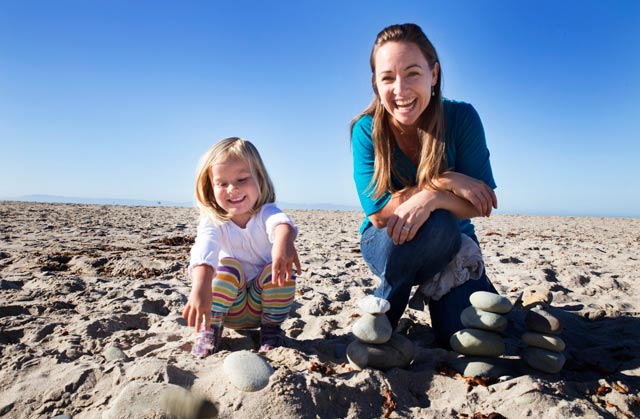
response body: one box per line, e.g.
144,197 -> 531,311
182,264 -> 214,333
271,223 -> 301,287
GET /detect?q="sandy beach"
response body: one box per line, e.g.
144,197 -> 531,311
0,201 -> 639,419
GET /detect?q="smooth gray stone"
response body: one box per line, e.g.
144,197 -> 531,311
358,295 -> 390,314
50,416 -> 72,419
352,313 -> 392,344
525,308 -> 562,334
450,328 -> 505,357
346,341 -> 369,370
460,306 -> 508,332
522,347 -> 565,373
104,346 -> 127,361
522,332 -> 565,351
448,357 -> 514,378
160,386 -> 217,419
347,333 -> 414,371
469,291 -> 513,314
223,350 -> 274,392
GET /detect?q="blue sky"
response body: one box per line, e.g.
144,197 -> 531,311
1,0 -> 638,217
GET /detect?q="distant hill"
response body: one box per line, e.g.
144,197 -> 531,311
4,194 -> 361,211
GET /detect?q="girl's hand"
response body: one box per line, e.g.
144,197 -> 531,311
435,171 -> 497,217
387,189 -> 440,245
271,224 -> 302,287
181,264 -> 214,333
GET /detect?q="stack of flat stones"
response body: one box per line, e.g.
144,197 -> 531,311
346,296 -> 414,371
450,291 -> 513,357
519,285 -> 566,374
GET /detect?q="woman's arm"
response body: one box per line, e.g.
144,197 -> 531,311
370,187 -> 481,245
434,171 -> 497,217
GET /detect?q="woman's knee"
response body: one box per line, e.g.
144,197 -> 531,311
425,209 -> 460,244
393,210 -> 460,260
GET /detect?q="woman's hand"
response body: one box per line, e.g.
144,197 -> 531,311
387,189 -> 440,245
182,264 -> 213,333
435,171 -> 497,217
271,224 -> 302,287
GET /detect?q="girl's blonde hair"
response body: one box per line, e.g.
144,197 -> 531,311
351,23 -> 446,199
194,137 -> 275,225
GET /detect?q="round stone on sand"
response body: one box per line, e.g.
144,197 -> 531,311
518,285 -> 552,308
525,308 -> 562,334
448,357 -> 513,378
358,295 -> 390,314
346,340 -> 369,370
352,313 -> 392,344
104,345 -> 127,361
347,333 -> 414,371
469,291 -> 513,314
522,347 -> 565,373
223,350 -> 274,392
460,306 -> 507,332
450,329 -> 505,357
522,332 -> 565,352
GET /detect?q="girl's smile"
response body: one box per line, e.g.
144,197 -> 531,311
211,157 -> 259,228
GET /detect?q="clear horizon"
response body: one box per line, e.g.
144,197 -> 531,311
2,194 -> 638,219
1,1 -> 639,218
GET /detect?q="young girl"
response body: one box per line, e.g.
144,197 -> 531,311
182,137 -> 301,356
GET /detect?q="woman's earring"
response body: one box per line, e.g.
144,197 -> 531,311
431,87 -> 435,97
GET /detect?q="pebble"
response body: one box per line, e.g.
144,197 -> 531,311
525,308 -> 562,334
450,328 -> 505,357
50,415 -> 72,419
346,340 -> 369,370
347,333 -> 414,371
522,332 -> 565,352
448,358 -> 510,378
223,350 -> 274,392
352,313 -> 392,344
460,306 -> 507,332
518,285 -> 552,308
522,347 -> 566,373
469,291 -> 513,314
358,295 -> 390,314
103,346 -> 127,361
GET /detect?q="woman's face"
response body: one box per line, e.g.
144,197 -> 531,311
374,41 -> 439,128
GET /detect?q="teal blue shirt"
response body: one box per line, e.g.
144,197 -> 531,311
351,99 -> 497,236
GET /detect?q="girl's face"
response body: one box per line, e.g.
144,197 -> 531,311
211,156 -> 259,227
374,41 -> 439,128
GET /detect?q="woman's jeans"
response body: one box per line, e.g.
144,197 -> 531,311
360,209 -> 497,348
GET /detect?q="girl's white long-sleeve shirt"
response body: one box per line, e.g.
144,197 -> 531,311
189,203 -> 298,281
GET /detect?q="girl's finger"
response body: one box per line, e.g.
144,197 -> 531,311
285,262 -> 293,283
294,256 -> 301,277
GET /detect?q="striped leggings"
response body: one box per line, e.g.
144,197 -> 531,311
211,257 -> 296,329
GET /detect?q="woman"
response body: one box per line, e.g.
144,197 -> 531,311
351,23 -> 499,348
